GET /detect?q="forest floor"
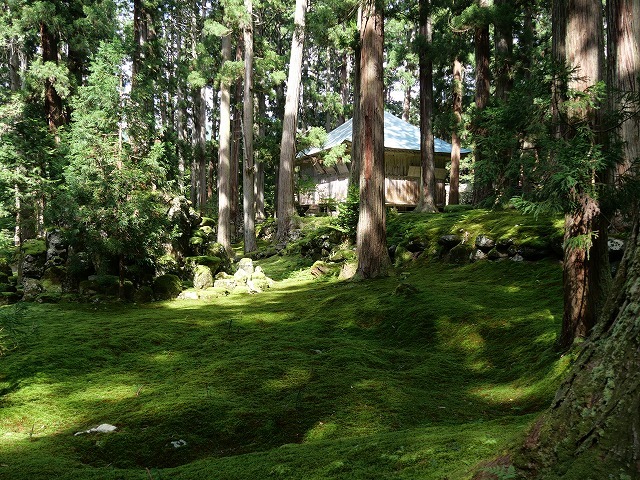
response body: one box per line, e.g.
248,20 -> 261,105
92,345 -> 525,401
0,212 -> 568,479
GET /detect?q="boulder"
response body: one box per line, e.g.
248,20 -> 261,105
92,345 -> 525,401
475,235 -> 496,252
487,248 -> 508,261
310,261 -> 339,278
496,237 -> 514,251
152,274 -> 182,300
406,240 -> 427,254
22,277 -> 44,301
339,262 -> 357,280
470,249 -> 487,262
237,258 -> 254,276
0,292 -> 21,305
214,272 -> 237,291
42,266 -> 66,294
133,286 -> 155,303
438,234 -> 462,250
511,254 -> 524,262
448,243 -> 473,264
46,230 -> 67,267
21,254 -> 45,279
193,265 -> 214,290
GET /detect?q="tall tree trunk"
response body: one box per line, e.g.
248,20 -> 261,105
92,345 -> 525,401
217,34 -> 233,256
275,0 -> 307,243
471,0 -> 491,205
607,0 -> 640,178
338,55 -> 349,126
255,89 -> 266,221
402,77 -> 411,122
415,1 -> 437,213
350,9 -> 362,189
494,0 -> 513,103
449,57 -> 463,206
242,0 -> 257,253
8,39 -> 21,91
231,68 -> 242,238
356,0 -> 390,279
556,0 -> 611,350
40,22 -> 64,131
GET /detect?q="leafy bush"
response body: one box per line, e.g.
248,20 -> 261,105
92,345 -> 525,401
334,185 -> 359,241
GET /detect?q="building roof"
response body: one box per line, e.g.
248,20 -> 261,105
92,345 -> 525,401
300,111 -> 471,157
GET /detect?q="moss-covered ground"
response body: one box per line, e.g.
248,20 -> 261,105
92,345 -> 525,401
0,211 -> 566,479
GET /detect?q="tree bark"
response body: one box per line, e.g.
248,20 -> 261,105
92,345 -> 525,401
415,1 -> 437,213
471,0 -> 491,205
514,209 -> 640,478
217,34 -> 233,256
607,0 -> 640,178
494,0 -> 513,103
40,21 -> 64,131
275,0 -> 307,243
356,0 -> 390,279
255,90 -> 266,222
449,58 -> 463,205
242,0 -> 257,253
350,9 -> 362,190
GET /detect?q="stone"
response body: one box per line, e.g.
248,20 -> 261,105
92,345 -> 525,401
152,274 -> 182,300
134,286 -> 155,303
177,291 -> 199,300
496,238 -> 514,251
470,249 -> 487,262
193,265 -> 213,290
339,262 -> 357,280
237,258 -> 254,275
46,230 -> 67,266
310,261 -> 339,278
22,278 -> 44,301
448,243 -> 473,264
475,235 -> 496,252
21,254 -> 45,278
487,248 -> 508,261
511,254 -> 524,262
170,439 -> 187,448
438,234 -> 462,249
246,279 -> 262,294
406,240 -> 427,253
214,278 -> 237,291
74,424 -> 117,436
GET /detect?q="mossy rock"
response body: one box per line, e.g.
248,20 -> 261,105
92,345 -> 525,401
193,265 -> 214,290
134,286 -> 155,303
0,257 -> 13,276
21,239 -> 47,256
448,243 -> 473,264
443,204 -> 473,213
152,274 -> 182,300
188,255 -> 222,270
393,246 -> 415,267
94,275 -> 120,296
0,291 -> 21,305
198,226 -> 215,238
0,283 -> 17,293
36,292 -> 61,304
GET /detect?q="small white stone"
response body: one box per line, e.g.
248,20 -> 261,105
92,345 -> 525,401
170,439 -> 187,448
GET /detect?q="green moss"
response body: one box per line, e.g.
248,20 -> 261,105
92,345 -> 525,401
21,239 -> 46,256
0,216 -> 566,480
152,274 -> 182,300
200,216 -> 215,227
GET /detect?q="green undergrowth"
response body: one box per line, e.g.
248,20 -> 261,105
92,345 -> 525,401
387,208 -> 564,253
0,226 -> 565,479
